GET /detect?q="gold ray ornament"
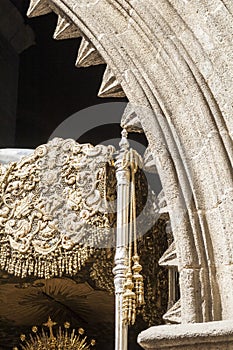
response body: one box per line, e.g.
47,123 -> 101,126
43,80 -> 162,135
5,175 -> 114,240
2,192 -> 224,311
13,316 -> 95,350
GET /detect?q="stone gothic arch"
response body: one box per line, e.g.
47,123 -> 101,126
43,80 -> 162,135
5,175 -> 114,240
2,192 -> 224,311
28,0 -> 233,332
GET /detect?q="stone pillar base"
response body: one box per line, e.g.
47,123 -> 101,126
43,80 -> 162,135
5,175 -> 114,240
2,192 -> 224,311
138,320 -> 233,350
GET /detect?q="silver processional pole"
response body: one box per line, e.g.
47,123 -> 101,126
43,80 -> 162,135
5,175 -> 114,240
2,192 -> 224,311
113,129 -> 130,350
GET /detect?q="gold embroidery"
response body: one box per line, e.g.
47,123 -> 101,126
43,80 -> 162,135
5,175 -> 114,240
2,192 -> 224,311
0,138 -> 115,279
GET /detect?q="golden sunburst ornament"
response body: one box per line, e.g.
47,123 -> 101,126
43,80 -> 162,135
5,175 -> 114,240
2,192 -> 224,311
13,316 -> 96,350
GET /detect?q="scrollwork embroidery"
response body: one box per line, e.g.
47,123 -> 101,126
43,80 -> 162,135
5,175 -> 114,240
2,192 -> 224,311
0,138 -> 115,279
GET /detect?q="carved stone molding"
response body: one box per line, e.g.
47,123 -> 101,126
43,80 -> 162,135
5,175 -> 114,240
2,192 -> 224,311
76,38 -> 105,67
53,14 -> 81,40
27,0 -> 233,325
98,66 -> 126,98
143,146 -> 158,174
138,320 -> 233,350
120,103 -> 144,133
27,0 -> 52,17
159,241 -> 177,268
163,299 -> 181,324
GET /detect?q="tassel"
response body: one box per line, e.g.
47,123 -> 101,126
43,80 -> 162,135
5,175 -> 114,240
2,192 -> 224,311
121,132 -> 145,325
130,151 -> 145,308
122,270 -> 136,325
122,131 -> 144,325
132,254 -> 145,306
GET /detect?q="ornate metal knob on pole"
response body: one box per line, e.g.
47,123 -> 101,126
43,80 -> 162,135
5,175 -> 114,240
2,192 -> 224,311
113,129 -> 130,350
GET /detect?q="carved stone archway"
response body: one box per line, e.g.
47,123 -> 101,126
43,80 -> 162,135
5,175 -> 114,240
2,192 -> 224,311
27,0 -> 233,331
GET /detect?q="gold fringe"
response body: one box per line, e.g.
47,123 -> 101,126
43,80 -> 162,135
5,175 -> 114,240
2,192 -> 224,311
0,244 -> 93,279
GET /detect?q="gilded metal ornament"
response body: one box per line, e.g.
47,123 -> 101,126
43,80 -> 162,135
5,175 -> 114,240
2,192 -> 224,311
15,317 -> 95,350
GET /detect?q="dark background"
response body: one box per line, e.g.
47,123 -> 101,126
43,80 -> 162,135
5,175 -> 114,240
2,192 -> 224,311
2,0 -> 147,150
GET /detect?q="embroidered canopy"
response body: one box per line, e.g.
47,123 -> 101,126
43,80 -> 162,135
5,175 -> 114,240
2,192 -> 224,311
0,138 -> 115,279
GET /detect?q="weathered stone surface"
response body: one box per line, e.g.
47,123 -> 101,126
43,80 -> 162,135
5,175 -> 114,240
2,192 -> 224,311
98,65 -> 126,98
76,38 -> 105,67
121,103 -> 144,133
162,299 -> 181,325
143,146 -> 158,174
53,15 -> 81,40
138,320 -> 233,349
27,0 -> 52,18
159,242 -> 177,268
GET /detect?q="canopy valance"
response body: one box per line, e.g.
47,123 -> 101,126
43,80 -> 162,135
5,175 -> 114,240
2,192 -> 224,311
0,138 -> 115,279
